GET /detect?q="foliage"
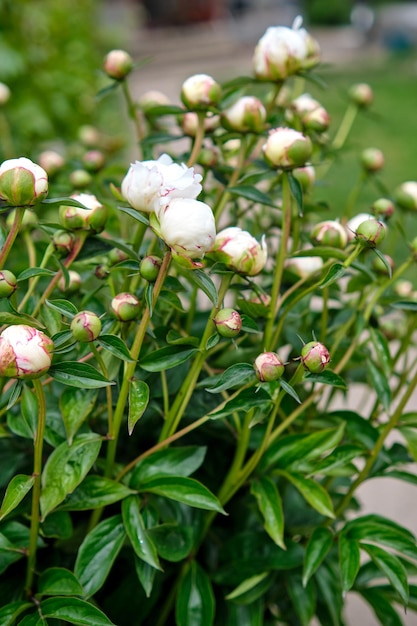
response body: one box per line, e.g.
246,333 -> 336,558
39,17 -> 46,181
0,10 -> 417,626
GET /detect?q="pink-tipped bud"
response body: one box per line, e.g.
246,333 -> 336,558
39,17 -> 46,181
52,230 -> 75,257
70,311 -> 102,342
59,193 -> 107,233
371,198 -> 394,220
110,293 -> 141,322
140,255 -> 162,282
254,352 -> 285,382
355,218 -> 386,247
181,112 -> 219,137
301,341 -> 330,373
210,227 -> 267,276
0,270 -> 17,298
82,150 -> 105,172
349,83 -> 373,107
213,308 -> 242,338
263,127 -> 312,169
0,325 -> 54,379
69,169 -> 92,189
394,181 -> 417,211
38,150 -> 65,176
361,148 -> 384,173
221,96 -> 266,133
108,248 -> 130,266
311,220 -> 348,249
58,270 -> 82,294
0,157 -> 48,206
103,49 -> 134,80
181,74 -> 221,110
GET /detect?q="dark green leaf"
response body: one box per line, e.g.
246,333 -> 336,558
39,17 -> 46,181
74,515 -> 126,597
41,510 -> 73,539
373,248 -> 393,278
0,311 -> 44,329
139,476 -> 226,514
134,556 -> 156,598
37,567 -> 84,597
185,269 -> 218,306
292,246 -> 347,261
367,359 -> 391,412
149,523 -> 194,562
0,474 -> 34,521
225,571 -> 272,604
130,446 -> 206,487
279,471 -> 335,518
122,496 -> 161,570
40,596 -> 116,625
228,185 -> 277,208
305,370 -> 347,390
209,387 -> 270,420
17,267 -> 56,281
225,600 -> 263,626
42,196 -> 96,209
286,574 -> 316,626
370,327 -> 392,378
140,345 -> 199,372
97,334 -> 134,362
339,533 -> 360,593
49,362 -> 114,389
128,379 -> 150,435
0,601 -> 33,625
391,300 -> 417,312
360,588 -> 404,626
309,444 -> 364,476
145,104 -> 185,116
288,172 -> 303,215
250,476 -> 285,549
59,388 -> 98,445
46,298 -> 78,318
176,561 -> 215,626
40,434 -> 102,518
279,378 -> 302,403
302,527 -> 334,587
117,204 -> 150,225
58,475 -> 136,511
361,543 -> 409,606
204,363 -> 255,393
206,333 -> 220,350
320,263 -> 346,289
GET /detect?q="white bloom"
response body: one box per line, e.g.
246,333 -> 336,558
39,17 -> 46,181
121,153 -> 202,214
0,325 -> 54,379
0,157 -> 48,206
159,198 -> 216,259
210,226 -> 267,276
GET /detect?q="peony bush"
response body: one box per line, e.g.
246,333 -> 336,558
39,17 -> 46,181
0,16 -> 417,626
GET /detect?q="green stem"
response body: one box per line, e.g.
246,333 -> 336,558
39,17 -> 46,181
0,206 -> 26,270
158,274 -> 233,441
18,243 -> 55,312
121,80 -> 145,154
332,102 -> 359,151
264,171 -> 292,350
187,111 -> 206,167
213,135 -> 248,222
363,257 -> 413,322
90,343 -> 114,439
342,171 -> 367,225
25,379 -> 47,598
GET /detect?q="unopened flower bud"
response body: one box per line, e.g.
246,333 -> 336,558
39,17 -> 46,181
59,193 -> 107,233
0,157 -> 48,206
293,165 -> 315,192
103,49 -> 133,80
0,82 -> 11,105
94,264 -> 110,280
111,293 -> 141,322
140,255 -> 162,282
355,218 -> 386,247
394,280 -> 413,298
394,181 -> 417,211
0,325 -> 54,379
78,125 -> 101,148
181,74 -> 221,110
138,90 -> 171,113
210,226 -> 267,276
108,248 -> 130,266
197,145 -> 220,168
349,83 -> 373,107
361,148 -> 384,173
301,341 -> 330,373
311,220 -> 348,248
263,128 -> 312,169
58,270 -> 82,294
69,169 -> 92,189
371,198 -> 394,220
254,352 -> 285,382
221,96 -> 266,133
285,255 -> 323,279
70,311 -> 102,342
159,198 -> 216,259
82,150 -> 105,172
290,94 -> 330,133
181,112 -> 219,136
38,150 -> 65,176
52,230 -> 75,257
214,308 -> 242,338
0,270 -> 17,298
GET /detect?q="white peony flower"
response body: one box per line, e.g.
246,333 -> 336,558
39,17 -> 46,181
159,198 -> 216,259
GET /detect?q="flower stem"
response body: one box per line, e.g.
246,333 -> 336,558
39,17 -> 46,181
18,243 -> 55,312
187,111 -> 206,167
332,102 -> 359,151
25,378 -> 47,598
213,135 -> 248,222
0,206 -> 26,270
121,80 -> 145,155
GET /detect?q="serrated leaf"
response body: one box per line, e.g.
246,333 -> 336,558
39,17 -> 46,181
139,476 -> 226,514
185,269 -> 218,306
0,474 -> 34,521
75,515 -> 126,597
140,345 -> 199,372
128,379 -> 149,435
339,533 -> 360,593
320,263 -> 346,288
279,471 -> 335,518
40,434 -> 102,518
228,185 -> 277,208
122,496 -> 161,570
59,388 -> 98,445
130,446 -> 206,487
250,476 -> 285,549
40,596 -> 116,625
46,298 -> 78,318
97,335 -> 134,362
49,362 -> 114,389
361,543 -> 409,606
302,527 -> 334,587
37,567 -> 84,597
58,475 -> 136,511
204,363 -> 255,394
176,561 -> 215,626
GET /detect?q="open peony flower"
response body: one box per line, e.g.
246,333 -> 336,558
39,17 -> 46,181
209,226 -> 267,276
0,157 -> 48,206
121,153 -> 202,214
0,325 -> 54,379
158,198 -> 216,259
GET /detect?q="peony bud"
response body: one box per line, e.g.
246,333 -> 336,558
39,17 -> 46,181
82,150 -> 105,172
181,112 -> 219,136
0,157 -> 48,206
140,255 -> 162,282
0,82 -> 11,105
0,270 -> 17,298
285,255 -> 323,279
221,96 -> 266,133
110,293 -> 141,322
346,213 -> 373,240
95,264 -> 110,280
253,20 -> 310,81
138,90 -> 171,113
158,198 -> 216,259
290,94 -> 330,133
394,181 -> 417,211
361,148 -> 384,173
38,150 -> 65,176
58,270 -> 82,294
213,308 -> 242,338
181,74 -> 221,110
70,311 -> 102,342
210,226 -> 267,276
121,153 -> 202,214
78,125 -> 101,148
103,49 -> 134,80
371,198 -> 394,220
52,230 -> 75,257
108,248 -> 130,266
59,193 -> 107,232
254,352 -> 285,382
311,220 -> 348,248
348,83 -> 373,107
301,341 -> 330,373
263,127 -> 312,169
0,325 -> 54,379
394,280 -> 413,298
69,169 -> 92,189
355,218 -> 386,247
